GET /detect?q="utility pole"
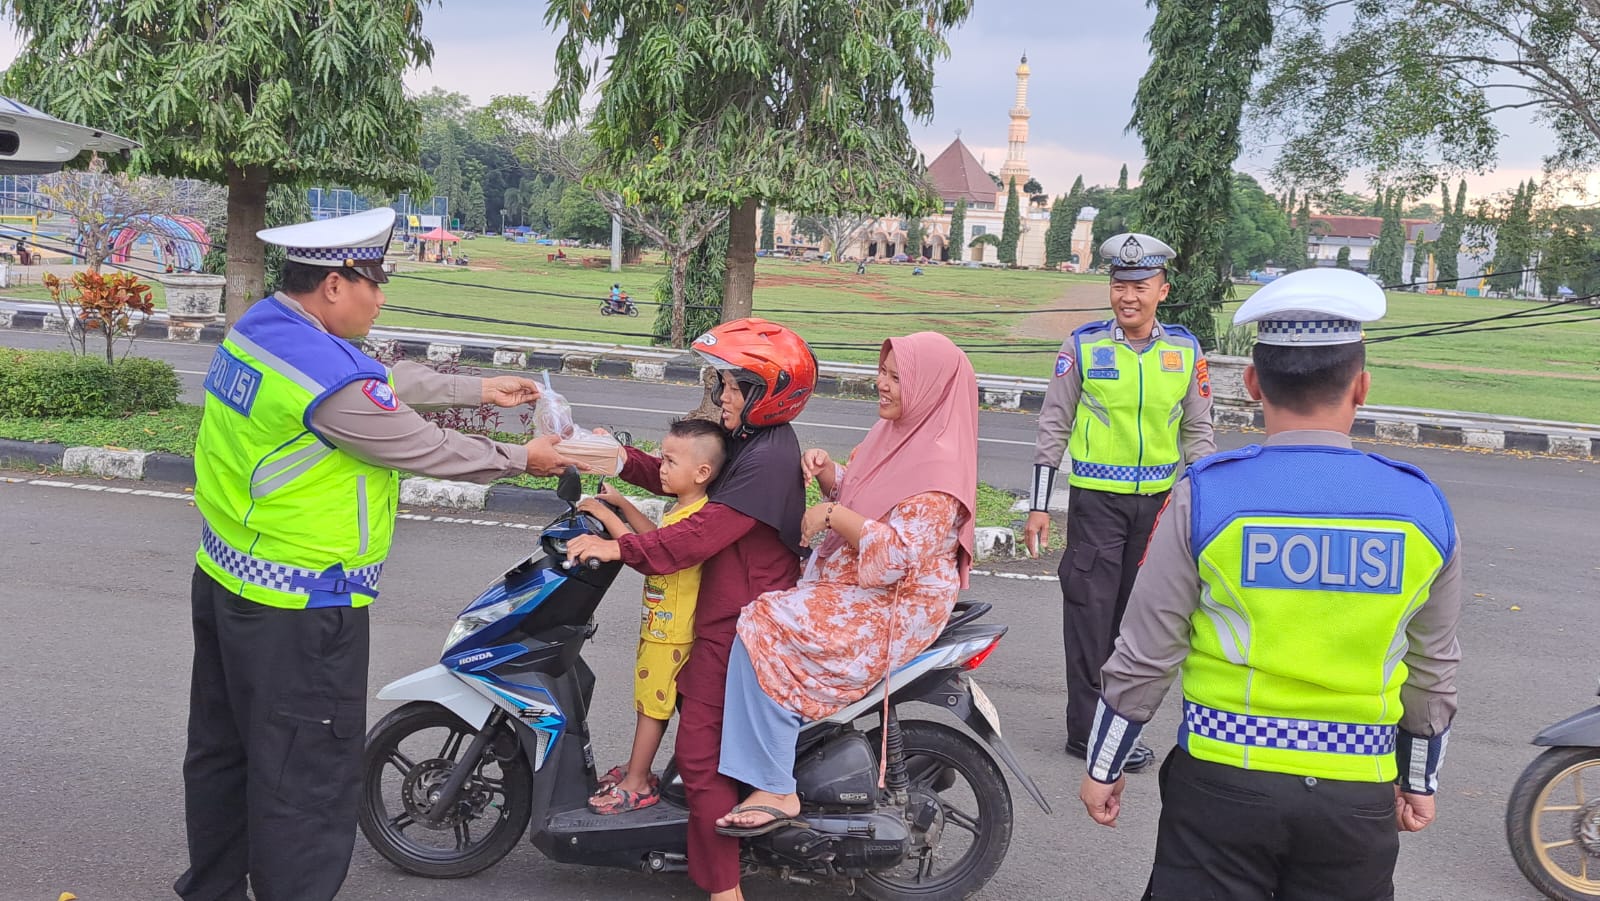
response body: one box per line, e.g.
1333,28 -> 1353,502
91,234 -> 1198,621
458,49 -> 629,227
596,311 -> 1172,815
610,214 -> 622,272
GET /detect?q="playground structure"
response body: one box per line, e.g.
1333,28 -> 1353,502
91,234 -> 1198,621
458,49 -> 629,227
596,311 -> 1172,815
109,214 -> 211,272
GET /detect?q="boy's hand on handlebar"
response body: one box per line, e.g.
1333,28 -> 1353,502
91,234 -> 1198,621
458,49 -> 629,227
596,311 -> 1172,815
565,534 -> 621,564
593,482 -> 634,510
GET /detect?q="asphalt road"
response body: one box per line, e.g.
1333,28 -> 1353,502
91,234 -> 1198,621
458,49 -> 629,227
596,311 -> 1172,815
3,441 -> 1596,899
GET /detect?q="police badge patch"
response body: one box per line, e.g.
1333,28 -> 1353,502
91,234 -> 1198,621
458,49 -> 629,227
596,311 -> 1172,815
1161,350 -> 1183,372
361,379 -> 398,411
1055,351 -> 1074,377
1087,345 -> 1120,379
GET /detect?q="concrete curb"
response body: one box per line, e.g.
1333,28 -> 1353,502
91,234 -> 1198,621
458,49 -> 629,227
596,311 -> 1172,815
4,299 -> 1597,459
1,436 -> 1028,561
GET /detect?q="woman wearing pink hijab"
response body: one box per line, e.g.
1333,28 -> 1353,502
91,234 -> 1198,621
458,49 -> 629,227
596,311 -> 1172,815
713,331 -> 979,840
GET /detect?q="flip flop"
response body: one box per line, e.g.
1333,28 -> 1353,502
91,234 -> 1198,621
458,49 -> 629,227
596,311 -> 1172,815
714,804 -> 809,838
597,765 -> 628,789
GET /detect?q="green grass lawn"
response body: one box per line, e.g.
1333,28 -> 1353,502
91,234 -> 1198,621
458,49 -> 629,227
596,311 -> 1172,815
6,238 -> 1596,422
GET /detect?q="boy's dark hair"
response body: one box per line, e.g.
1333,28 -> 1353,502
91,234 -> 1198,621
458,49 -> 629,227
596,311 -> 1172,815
1251,342 -> 1367,413
279,261 -> 366,295
667,417 -> 729,473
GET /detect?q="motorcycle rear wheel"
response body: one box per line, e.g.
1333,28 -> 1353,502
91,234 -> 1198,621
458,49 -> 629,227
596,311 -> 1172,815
861,719 -> 1013,901
358,701 -> 533,879
1507,746 -> 1600,899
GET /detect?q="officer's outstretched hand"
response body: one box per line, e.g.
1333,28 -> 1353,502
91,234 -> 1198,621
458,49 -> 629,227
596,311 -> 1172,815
1023,511 -> 1052,558
1079,774 -> 1125,828
482,375 -> 541,408
525,434 -> 586,476
1394,788 -> 1436,832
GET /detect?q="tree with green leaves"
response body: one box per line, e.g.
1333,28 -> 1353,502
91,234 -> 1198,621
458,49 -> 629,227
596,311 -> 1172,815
1538,206 -> 1600,299
1433,179 -> 1468,290
545,0 -> 974,324
1,0 -> 440,323
1254,1 -> 1600,187
905,215 -> 925,260
948,199 -> 967,263
999,177 -> 1022,265
1370,188 -> 1406,286
1044,196 -> 1072,269
1225,173 -> 1294,274
1023,177 -> 1043,196
1132,0 -> 1273,345
1490,180 -> 1538,295
1117,164 -> 1129,192
463,179 -> 487,233
969,232 -> 1001,262
653,221 -> 729,346
1336,245 -> 1352,269
1086,179 -> 1140,255
760,205 -> 777,252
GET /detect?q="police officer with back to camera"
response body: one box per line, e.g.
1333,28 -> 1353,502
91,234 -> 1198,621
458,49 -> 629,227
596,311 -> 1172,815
1078,267 -> 1463,900
176,207 -> 581,901
1023,233 -> 1216,772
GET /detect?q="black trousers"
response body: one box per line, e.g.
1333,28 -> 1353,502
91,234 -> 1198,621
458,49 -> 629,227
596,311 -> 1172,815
1144,748 -> 1400,901
1058,485 -> 1168,746
175,566 -> 370,901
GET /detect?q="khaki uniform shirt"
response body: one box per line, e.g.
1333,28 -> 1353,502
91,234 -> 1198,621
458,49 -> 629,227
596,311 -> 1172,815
275,293 -> 528,482
1031,323 -> 1216,509
1100,429 -> 1461,738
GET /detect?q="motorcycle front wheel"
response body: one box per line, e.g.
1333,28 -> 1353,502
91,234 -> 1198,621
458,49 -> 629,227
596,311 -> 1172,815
1507,746 -> 1600,899
358,701 -> 533,879
861,719 -> 1014,901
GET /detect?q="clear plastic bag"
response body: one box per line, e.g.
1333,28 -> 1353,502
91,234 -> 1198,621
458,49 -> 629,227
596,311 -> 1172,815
533,371 -> 623,475
532,370 -> 576,439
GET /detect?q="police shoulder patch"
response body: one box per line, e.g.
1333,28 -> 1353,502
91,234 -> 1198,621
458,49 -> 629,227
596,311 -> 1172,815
1055,351 -> 1074,378
361,379 -> 398,410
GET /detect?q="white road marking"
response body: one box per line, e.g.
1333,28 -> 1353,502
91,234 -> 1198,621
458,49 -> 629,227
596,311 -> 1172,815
570,401 -> 1035,446
2,476 -> 1042,580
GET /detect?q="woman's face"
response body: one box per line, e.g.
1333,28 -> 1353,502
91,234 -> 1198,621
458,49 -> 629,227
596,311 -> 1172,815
876,348 -> 903,421
719,373 -> 747,432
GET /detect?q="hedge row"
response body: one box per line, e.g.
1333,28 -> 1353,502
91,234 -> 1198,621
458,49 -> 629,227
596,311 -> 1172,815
0,349 -> 181,417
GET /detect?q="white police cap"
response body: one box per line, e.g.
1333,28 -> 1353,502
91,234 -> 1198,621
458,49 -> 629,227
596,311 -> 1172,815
257,207 -> 396,284
1099,232 -> 1175,281
1233,267 -> 1385,346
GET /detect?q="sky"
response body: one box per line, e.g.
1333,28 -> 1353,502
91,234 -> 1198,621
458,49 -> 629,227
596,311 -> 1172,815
1,1 -> 1589,206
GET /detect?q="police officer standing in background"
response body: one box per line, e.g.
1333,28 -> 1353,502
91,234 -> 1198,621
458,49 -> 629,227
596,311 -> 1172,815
1079,267 -> 1462,899
176,208 -> 580,901
1024,233 -> 1215,772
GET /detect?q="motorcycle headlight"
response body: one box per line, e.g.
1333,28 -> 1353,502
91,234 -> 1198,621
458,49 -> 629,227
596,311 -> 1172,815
442,595 -> 521,654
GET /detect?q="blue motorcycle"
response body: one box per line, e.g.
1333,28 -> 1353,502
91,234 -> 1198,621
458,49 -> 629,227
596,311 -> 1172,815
357,468 -> 1049,898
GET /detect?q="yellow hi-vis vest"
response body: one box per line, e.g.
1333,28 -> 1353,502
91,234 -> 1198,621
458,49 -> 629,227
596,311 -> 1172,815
1067,322 -> 1199,495
193,297 -> 399,609
1180,443 -> 1456,782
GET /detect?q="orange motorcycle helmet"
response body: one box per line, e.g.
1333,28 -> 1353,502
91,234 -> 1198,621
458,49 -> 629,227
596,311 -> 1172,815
693,318 -> 818,435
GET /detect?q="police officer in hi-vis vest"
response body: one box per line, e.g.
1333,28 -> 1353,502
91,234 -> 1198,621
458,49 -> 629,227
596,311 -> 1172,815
1024,233 -> 1215,772
176,208 -> 581,901
1079,267 -> 1463,900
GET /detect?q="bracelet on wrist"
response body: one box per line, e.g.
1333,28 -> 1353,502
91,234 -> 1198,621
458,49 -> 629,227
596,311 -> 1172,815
824,503 -> 836,530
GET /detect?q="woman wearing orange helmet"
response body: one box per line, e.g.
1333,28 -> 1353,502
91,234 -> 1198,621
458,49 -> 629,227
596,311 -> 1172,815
567,318 -> 817,900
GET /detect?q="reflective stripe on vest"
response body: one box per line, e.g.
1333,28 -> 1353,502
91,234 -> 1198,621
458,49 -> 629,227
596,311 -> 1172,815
1179,444 -> 1456,783
193,297 -> 399,610
1066,323 -> 1197,495
201,524 -> 382,601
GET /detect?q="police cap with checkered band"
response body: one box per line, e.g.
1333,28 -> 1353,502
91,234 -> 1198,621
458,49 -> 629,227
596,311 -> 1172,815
1233,267 -> 1386,346
257,207 -> 396,284
1099,232 -> 1176,281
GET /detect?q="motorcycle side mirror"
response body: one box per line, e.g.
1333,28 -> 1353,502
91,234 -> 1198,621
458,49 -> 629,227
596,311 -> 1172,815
556,465 -> 582,509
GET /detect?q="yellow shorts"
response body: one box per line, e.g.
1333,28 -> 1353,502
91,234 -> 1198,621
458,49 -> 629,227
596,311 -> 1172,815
634,639 -> 692,721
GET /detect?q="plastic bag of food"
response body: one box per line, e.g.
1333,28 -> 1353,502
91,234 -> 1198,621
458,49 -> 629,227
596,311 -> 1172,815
532,370 -> 575,439
556,429 -> 624,476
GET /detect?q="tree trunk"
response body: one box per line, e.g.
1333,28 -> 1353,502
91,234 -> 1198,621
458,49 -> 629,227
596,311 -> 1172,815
224,164 -> 271,327
669,249 -> 690,348
720,198 -> 759,321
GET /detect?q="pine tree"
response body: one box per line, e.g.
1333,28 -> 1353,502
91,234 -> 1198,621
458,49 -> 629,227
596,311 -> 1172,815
1117,164 -> 1129,192
905,215 -> 924,259
463,179 -> 487,232
1131,0 -> 1273,345
1372,188 -> 1405,285
999,177 -> 1021,265
1433,179 -> 1467,290
1490,180 -> 1538,295
760,205 -> 776,251
948,198 -> 967,262
1044,195 -> 1070,268
1336,245 -> 1352,268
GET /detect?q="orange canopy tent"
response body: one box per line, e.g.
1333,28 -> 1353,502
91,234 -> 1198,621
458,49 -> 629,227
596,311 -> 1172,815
415,226 -> 460,263
416,227 -> 459,242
